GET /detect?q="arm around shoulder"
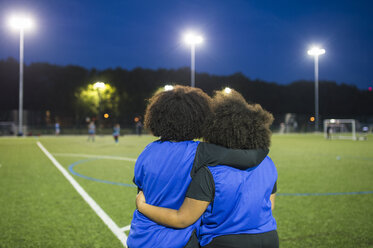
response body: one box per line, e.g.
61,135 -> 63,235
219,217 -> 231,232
136,191 -> 209,228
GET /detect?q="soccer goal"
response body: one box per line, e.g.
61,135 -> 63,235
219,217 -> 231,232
323,119 -> 357,140
0,122 -> 17,136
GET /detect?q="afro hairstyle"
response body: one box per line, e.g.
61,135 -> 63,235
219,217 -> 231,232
144,85 -> 212,141
203,89 -> 274,149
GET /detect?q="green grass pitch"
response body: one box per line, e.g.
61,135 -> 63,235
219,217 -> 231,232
0,134 -> 372,247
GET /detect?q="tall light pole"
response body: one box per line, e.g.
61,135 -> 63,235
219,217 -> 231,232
308,46 -> 325,132
184,33 -> 203,87
8,15 -> 34,136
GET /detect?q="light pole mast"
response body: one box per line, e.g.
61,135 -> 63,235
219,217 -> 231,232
190,43 -> 196,88
9,15 -> 34,136
184,32 -> 203,88
19,28 -> 24,136
308,47 -> 325,132
314,54 -> 319,132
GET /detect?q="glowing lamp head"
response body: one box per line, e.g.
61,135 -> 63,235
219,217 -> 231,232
93,82 -> 106,89
369,87 -> 372,92
310,116 -> 315,122
164,85 -> 174,91
224,87 -> 232,94
184,33 -> 203,45
103,113 -> 109,119
307,47 -> 326,56
9,15 -> 34,30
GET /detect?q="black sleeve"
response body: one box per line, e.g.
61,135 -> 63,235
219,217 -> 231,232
186,167 -> 214,202
271,181 -> 277,194
191,142 -> 269,177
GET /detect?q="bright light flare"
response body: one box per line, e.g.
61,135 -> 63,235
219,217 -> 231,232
184,33 -> 203,45
307,47 -> 326,56
224,87 -> 232,94
93,82 -> 106,89
9,15 -> 34,30
164,85 -> 174,91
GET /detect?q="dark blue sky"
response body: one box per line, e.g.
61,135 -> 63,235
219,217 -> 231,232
1,0 -> 372,89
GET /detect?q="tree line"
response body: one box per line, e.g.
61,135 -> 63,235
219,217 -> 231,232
0,57 -> 372,129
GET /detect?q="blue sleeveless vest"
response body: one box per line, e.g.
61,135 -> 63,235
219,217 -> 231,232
199,156 -> 277,246
127,140 -> 201,248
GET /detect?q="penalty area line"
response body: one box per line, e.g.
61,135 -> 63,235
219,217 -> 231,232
36,141 -> 128,247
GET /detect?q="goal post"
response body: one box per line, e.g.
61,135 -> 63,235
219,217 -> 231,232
323,119 -> 357,140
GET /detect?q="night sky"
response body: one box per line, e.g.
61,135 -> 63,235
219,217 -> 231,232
0,0 -> 372,89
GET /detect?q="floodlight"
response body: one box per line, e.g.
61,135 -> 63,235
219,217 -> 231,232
9,15 -> 33,30
184,33 -> 203,45
224,87 -> 232,94
164,85 -> 174,91
93,82 -> 106,89
307,47 -> 325,56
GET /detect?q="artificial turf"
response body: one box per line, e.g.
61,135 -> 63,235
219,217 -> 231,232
0,134 -> 372,247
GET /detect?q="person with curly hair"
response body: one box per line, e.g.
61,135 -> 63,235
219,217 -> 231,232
136,88 -> 279,248
127,86 -> 269,248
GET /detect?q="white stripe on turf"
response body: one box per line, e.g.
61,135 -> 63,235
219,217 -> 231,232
37,142 -> 128,247
119,225 -> 131,232
53,153 -> 137,162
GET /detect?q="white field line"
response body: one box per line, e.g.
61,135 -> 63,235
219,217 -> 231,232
37,142 -> 128,247
119,225 -> 131,232
53,153 -> 137,162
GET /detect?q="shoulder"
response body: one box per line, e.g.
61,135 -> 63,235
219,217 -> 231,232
263,156 -> 276,168
261,156 -> 278,177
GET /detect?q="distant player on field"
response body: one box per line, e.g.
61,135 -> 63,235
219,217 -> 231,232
87,121 -> 96,142
55,122 -> 60,136
112,124 -> 120,143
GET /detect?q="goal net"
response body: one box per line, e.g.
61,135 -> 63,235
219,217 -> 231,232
0,122 -> 16,136
323,119 -> 357,140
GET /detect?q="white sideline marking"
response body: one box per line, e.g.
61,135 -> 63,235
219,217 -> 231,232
53,153 -> 137,162
37,142 -> 128,247
119,225 -> 131,232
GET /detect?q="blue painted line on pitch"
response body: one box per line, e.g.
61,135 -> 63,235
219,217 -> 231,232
68,159 -> 136,188
68,159 -> 372,195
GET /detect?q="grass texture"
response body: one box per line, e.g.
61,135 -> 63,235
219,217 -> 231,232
0,134 -> 372,247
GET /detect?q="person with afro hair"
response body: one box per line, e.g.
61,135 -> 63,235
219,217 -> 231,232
136,88 -> 279,248
127,86 -> 269,248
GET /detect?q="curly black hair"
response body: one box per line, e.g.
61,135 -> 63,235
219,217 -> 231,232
144,85 -> 212,141
203,89 -> 274,149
